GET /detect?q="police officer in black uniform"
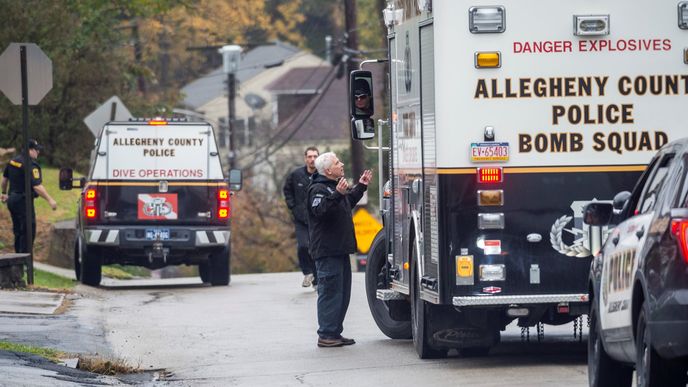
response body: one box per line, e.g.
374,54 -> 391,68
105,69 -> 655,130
1,139 -> 57,253
283,146 -> 320,288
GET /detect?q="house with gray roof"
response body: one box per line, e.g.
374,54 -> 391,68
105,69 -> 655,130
178,41 -> 323,151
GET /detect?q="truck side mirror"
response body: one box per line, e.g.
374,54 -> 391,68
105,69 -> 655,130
350,70 -> 374,120
583,202 -> 614,226
59,168 -> 73,190
228,169 -> 242,191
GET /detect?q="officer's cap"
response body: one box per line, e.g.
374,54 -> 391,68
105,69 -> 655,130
28,139 -> 42,150
353,79 -> 371,97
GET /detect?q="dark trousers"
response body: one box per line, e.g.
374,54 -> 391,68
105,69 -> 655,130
298,246 -> 316,277
7,194 -> 36,253
315,255 -> 352,339
295,222 -> 315,277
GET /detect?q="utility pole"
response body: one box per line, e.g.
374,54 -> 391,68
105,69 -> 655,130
219,45 -> 241,170
159,17 -> 170,94
131,20 -> 146,95
345,0 -> 365,178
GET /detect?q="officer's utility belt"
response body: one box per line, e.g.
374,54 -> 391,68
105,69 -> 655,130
9,192 -> 36,198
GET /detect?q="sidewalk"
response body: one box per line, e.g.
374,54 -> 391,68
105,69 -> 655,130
0,262 -> 73,315
34,261 -> 76,280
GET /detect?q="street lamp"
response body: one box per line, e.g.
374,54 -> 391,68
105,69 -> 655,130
218,45 -> 242,169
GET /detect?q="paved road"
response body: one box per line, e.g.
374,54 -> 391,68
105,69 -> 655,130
95,272 -> 589,386
0,270 -> 591,386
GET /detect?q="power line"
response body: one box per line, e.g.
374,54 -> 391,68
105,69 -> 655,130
236,62 -> 337,165
250,67 -> 338,165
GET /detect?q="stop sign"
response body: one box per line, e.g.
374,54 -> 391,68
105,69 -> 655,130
0,43 -> 53,105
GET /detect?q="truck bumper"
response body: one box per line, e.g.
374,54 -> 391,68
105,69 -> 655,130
452,293 -> 589,306
84,227 -> 230,248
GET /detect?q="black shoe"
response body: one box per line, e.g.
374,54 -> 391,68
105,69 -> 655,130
317,337 -> 344,347
338,336 -> 355,345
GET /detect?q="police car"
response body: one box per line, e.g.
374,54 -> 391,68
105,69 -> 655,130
60,118 -> 242,286
585,138 -> 688,387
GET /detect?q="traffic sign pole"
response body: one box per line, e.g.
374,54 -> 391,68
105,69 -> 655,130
20,45 -> 34,285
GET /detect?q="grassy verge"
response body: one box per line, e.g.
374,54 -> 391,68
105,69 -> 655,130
25,268 -> 76,290
0,340 -> 139,375
0,341 -> 63,362
33,166 -> 83,223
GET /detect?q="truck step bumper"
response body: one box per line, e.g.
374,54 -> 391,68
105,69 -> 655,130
377,289 -> 406,301
452,293 -> 589,306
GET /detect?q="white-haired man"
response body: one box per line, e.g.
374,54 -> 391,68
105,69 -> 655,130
307,152 -> 372,348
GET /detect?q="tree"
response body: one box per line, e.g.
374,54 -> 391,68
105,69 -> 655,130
0,0 -> 180,170
136,0 -> 305,95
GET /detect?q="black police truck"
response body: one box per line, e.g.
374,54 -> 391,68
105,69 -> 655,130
60,118 -> 241,286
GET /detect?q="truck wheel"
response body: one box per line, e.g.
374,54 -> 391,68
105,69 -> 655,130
80,245 -> 102,287
588,302 -> 631,387
209,245 -> 231,286
411,244 -> 446,359
198,262 -> 211,283
636,304 -> 685,387
73,238 -> 82,281
366,230 -> 412,339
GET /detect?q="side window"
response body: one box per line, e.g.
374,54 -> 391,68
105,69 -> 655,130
621,156 -> 659,219
636,154 -> 675,214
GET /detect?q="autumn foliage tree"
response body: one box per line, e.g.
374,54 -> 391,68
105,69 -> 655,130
230,182 -> 298,274
0,0 -> 384,274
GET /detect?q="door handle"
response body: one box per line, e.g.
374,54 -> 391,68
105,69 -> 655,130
636,227 -> 645,239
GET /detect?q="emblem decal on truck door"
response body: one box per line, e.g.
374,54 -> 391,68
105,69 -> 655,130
138,194 -> 178,220
549,200 -> 611,258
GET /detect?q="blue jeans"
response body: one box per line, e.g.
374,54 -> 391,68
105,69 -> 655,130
315,255 -> 351,339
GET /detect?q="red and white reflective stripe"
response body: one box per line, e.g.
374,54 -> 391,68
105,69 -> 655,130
482,286 -> 502,294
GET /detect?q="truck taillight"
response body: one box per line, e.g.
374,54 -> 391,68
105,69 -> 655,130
85,188 -> 97,219
670,218 -> 688,263
477,167 -> 503,183
218,188 -> 230,219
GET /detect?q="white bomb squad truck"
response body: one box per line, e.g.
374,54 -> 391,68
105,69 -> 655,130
351,0 -> 688,358
60,118 -> 242,286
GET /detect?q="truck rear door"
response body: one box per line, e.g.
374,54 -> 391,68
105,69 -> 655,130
91,121 -> 224,226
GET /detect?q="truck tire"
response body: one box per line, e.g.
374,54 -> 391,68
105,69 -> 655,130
209,245 -> 231,286
411,243 -> 446,359
365,230 -> 412,339
73,238 -> 82,281
198,262 -> 211,283
636,304 -> 685,387
588,301 -> 631,387
80,245 -> 102,287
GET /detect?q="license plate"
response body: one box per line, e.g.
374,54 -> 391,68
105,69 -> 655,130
470,142 -> 509,162
145,228 -> 170,240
